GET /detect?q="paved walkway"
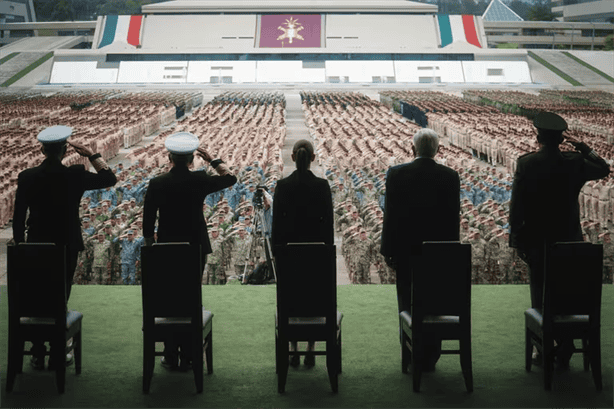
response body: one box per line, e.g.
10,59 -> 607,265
0,91 -> 382,286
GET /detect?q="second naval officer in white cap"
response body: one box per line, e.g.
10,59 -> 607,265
142,132 -> 237,369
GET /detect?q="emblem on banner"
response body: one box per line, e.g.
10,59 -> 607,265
277,16 -> 305,44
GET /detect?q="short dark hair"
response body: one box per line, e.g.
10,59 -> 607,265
170,153 -> 194,167
536,129 -> 564,146
42,142 -> 66,158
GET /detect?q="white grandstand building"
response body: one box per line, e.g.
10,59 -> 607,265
46,0 -> 535,85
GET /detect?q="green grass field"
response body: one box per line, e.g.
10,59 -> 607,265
1,284 -> 612,408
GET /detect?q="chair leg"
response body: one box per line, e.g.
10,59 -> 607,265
143,338 -> 155,393
326,339 -> 339,393
205,332 -> 213,374
582,338 -> 590,372
277,336 -> 289,393
6,336 -> 19,392
525,328 -> 533,372
589,334 -> 602,391
17,339 -> 25,374
401,332 -> 410,374
460,334 -> 473,393
543,335 -> 554,391
275,333 -> 279,375
412,339 -> 423,393
54,342 -> 66,394
194,337 -> 204,394
74,330 -> 82,375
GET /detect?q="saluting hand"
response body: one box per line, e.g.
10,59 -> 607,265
68,141 -> 94,157
195,147 -> 214,163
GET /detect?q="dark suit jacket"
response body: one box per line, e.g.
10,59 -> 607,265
509,146 -> 610,253
12,157 -> 117,252
142,166 -> 237,254
380,158 -> 460,261
271,170 -> 334,251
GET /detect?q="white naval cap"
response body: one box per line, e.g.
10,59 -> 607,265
37,125 -> 72,144
165,132 -> 200,155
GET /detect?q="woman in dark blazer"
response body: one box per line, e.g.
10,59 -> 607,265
272,139 -> 334,367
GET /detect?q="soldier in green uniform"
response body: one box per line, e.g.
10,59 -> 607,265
205,228 -> 225,285
87,232 -> 113,285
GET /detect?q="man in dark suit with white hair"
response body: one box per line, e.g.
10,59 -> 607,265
381,128 -> 461,371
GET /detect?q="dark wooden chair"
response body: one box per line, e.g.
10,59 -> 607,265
141,243 -> 213,393
274,243 -> 342,393
525,242 -> 603,391
400,241 -> 473,392
6,243 -> 83,394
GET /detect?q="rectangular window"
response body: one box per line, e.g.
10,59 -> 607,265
221,76 -> 233,83
419,77 -> 441,83
487,68 -> 504,76
303,61 -> 325,69
211,66 -> 233,70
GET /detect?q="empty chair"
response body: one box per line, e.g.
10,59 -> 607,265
274,243 -> 342,393
400,241 -> 473,392
141,243 -> 213,393
525,242 -> 603,391
6,243 -> 83,394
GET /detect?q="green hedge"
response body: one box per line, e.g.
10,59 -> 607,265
527,51 -> 583,86
0,52 -> 19,65
562,51 -> 614,83
1,52 -> 53,87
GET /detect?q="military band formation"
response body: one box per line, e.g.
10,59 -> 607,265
5,90 -> 614,286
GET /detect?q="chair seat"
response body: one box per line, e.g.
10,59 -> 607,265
400,310 -> 460,327
276,311 -> 343,328
525,308 -> 590,327
20,310 -> 83,329
154,307 -> 213,326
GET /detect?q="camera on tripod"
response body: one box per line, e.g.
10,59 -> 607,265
252,185 -> 268,210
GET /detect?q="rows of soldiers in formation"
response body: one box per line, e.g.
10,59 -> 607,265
211,91 -> 286,108
72,158 -> 274,285
380,90 -> 499,115
127,92 -> 286,178
0,90 -> 206,228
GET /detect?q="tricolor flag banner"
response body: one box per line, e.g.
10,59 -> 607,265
98,15 -> 143,48
437,15 -> 482,48
259,14 -> 321,48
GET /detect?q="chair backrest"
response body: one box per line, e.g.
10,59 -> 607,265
412,241 -> 472,320
274,243 -> 336,323
7,243 -> 67,321
141,243 -> 202,321
543,242 -> 602,322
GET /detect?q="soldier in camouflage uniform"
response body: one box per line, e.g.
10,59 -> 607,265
113,230 -> 144,285
205,228 -> 226,285
598,231 -> 614,284
233,228 -> 253,281
468,230 -> 487,284
352,229 -> 373,284
87,232 -> 113,285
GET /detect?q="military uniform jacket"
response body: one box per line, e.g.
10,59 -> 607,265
380,157 -> 461,259
509,147 -> 610,253
13,157 -> 117,252
272,170 -> 334,251
143,166 -> 237,254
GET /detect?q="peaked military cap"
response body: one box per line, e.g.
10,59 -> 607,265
37,125 -> 72,144
533,112 -> 567,132
165,132 -> 200,155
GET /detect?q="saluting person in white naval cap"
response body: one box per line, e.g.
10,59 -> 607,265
142,132 -> 237,370
12,125 -> 117,370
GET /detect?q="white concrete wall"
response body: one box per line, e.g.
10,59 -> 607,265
256,61 -> 326,83
568,51 -> 614,77
394,61 -> 465,83
49,61 -> 118,83
117,61 -> 187,83
325,61 -> 395,82
462,61 -> 531,83
141,14 -> 257,52
187,61 -> 257,83
325,14 -> 439,50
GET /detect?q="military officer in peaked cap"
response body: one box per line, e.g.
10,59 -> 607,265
509,112 -> 610,368
143,132 -> 237,370
12,125 -> 117,369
